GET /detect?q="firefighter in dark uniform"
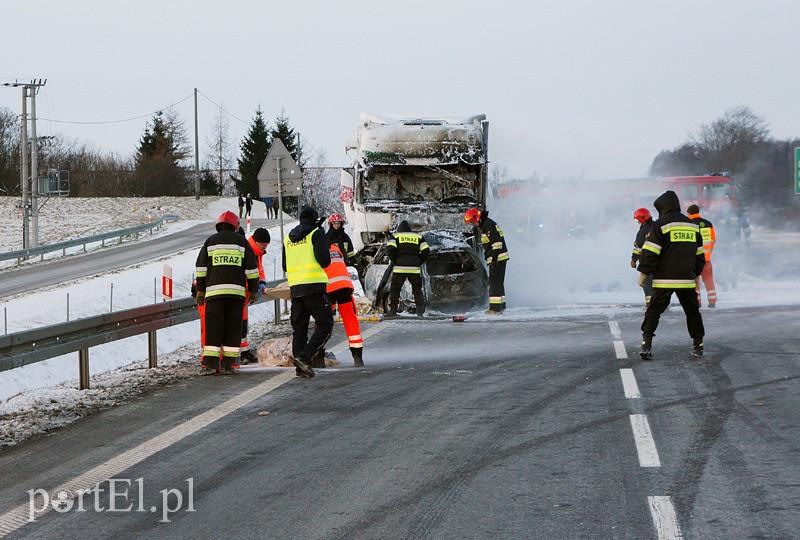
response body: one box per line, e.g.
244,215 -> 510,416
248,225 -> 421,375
386,220 -> 429,316
282,206 -> 331,377
637,191 -> 706,360
194,211 -> 260,375
465,207 -> 509,313
631,207 -> 655,307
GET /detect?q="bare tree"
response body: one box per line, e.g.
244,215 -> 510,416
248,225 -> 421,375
690,106 -> 770,174
205,105 -> 236,194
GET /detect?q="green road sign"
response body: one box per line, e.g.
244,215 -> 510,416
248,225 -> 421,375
796,147 -> 800,194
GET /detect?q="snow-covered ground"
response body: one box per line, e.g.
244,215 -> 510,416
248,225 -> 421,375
0,196 -> 243,253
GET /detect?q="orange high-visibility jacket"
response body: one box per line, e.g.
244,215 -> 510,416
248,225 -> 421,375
325,244 -> 353,293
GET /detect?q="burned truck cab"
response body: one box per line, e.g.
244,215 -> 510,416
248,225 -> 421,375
342,113 -> 490,311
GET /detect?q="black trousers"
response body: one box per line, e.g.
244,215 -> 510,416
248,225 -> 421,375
290,293 -> 334,362
641,288 -> 704,340
203,297 -> 245,369
488,260 -> 507,312
389,272 -> 425,314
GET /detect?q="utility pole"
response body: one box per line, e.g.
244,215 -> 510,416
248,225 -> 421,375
30,84 -> 40,247
4,79 -> 47,250
20,87 -> 29,249
194,88 -> 200,200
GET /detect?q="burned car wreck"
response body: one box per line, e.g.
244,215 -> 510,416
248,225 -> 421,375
363,230 -> 488,314
340,113 -> 491,313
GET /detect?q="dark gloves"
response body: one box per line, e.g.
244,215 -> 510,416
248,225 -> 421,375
195,292 -> 205,306
258,281 -> 267,295
248,293 -> 258,305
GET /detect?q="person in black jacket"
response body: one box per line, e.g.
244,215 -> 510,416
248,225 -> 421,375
326,213 -> 355,265
631,207 -> 655,307
282,206 -> 332,375
195,211 -> 260,375
637,191 -> 706,360
465,208 -> 510,313
386,220 -> 429,316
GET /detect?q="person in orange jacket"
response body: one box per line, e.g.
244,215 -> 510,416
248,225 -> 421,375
687,204 -> 717,307
324,242 -> 364,367
240,227 -> 271,364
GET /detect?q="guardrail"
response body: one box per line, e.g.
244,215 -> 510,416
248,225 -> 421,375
0,214 -> 180,266
0,279 -> 285,390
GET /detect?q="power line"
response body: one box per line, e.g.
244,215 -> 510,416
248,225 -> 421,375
38,93 -> 194,125
196,90 -> 249,126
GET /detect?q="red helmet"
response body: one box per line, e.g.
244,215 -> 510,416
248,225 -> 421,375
216,210 -> 240,231
464,207 -> 481,224
633,208 -> 651,224
328,213 -> 345,224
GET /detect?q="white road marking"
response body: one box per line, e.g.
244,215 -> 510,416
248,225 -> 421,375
619,369 -> 641,399
608,320 -> 622,339
629,414 -> 661,467
614,340 -> 628,359
647,496 -> 683,539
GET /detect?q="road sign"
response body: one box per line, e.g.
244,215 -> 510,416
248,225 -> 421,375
795,147 -> 800,195
257,138 -> 303,197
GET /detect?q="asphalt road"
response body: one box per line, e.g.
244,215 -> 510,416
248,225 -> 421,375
0,219 -> 274,299
0,304 -> 798,539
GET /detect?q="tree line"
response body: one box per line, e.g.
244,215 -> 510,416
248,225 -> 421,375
0,105 -> 304,198
649,106 -> 800,228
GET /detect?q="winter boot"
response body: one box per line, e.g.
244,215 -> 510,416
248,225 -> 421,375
310,350 -> 327,369
240,349 -> 258,365
292,357 -> 315,378
640,334 -> 653,361
351,347 -> 364,368
221,365 -> 237,375
692,338 -> 704,359
200,366 -> 218,376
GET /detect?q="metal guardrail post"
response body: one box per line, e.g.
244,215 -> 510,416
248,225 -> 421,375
148,330 -> 158,368
273,299 -> 280,324
79,348 -> 90,390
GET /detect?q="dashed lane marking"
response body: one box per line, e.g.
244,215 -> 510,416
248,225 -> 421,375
619,368 -> 641,399
647,496 -> 683,539
630,414 -> 661,467
608,320 -> 622,339
614,340 -> 628,359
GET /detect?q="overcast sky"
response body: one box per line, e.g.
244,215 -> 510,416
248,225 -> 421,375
1,0 -> 798,179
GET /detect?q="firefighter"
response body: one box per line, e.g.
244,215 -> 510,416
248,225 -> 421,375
631,207 -> 655,307
326,213 -> 356,264
464,207 -> 510,313
325,241 -> 364,367
637,191 -> 706,360
687,204 -> 717,307
282,206 -> 332,377
195,211 -> 260,375
386,220 -> 429,317
239,227 -> 271,365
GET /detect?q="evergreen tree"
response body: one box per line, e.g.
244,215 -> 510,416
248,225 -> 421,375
237,107 -> 270,196
132,111 -> 189,196
270,109 -> 305,166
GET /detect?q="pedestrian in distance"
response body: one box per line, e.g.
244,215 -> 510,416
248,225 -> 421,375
282,206 -> 333,377
324,241 -> 364,367
238,194 -> 245,219
631,207 -> 655,308
272,197 -> 280,219
637,190 -> 706,361
263,197 -> 275,219
326,213 -> 356,265
194,211 -> 261,375
386,220 -> 429,317
239,227 -> 271,365
687,204 -> 717,307
464,207 -> 510,313
245,194 -> 253,218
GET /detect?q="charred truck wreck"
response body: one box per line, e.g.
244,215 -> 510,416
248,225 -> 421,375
340,113 -> 491,313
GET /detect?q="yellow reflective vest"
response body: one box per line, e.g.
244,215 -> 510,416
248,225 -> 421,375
284,228 -> 329,287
